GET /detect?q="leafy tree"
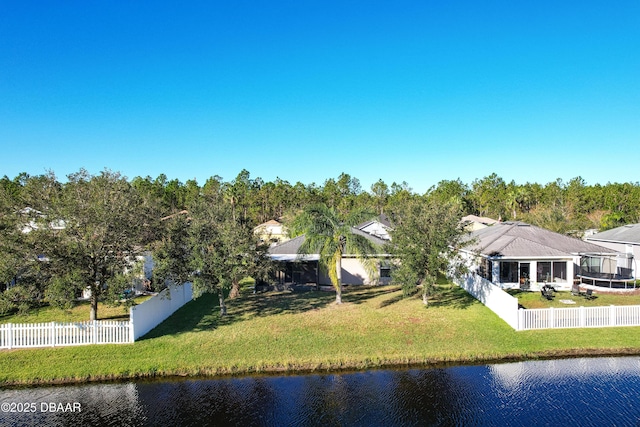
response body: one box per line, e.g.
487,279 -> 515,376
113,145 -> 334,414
40,169 -> 150,321
470,173 -> 507,219
389,196 -> 468,305
153,212 -> 192,289
189,195 -> 271,315
289,204 -> 380,304
371,179 -> 389,215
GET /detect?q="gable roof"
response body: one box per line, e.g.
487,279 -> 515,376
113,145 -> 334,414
463,221 -> 613,258
268,227 -> 388,261
586,224 -> 640,245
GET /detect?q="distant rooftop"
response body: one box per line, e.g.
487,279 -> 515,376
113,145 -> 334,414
587,224 -> 640,245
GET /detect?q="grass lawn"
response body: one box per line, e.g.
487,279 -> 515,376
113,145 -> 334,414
0,295 -> 153,324
1,284 -> 640,386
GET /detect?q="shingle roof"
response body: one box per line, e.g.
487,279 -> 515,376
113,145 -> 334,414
268,227 -> 387,260
586,224 -> 640,245
464,221 -> 612,258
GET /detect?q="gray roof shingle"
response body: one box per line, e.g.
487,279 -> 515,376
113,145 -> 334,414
586,224 -> 640,245
464,221 -> 613,258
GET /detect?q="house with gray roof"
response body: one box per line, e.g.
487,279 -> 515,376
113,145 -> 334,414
459,221 -> 634,291
268,225 -> 391,287
585,224 -> 640,279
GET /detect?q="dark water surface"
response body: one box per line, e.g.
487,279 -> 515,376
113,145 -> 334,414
2,357 -> 640,426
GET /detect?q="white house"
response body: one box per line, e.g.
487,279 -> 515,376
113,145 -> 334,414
459,221 -> 633,291
268,219 -> 391,287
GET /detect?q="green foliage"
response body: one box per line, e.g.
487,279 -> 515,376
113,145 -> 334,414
35,169 -> 150,320
188,192 -> 272,314
388,196 -> 468,305
44,274 -> 82,310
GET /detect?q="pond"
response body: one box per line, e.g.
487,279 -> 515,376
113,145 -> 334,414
1,356 -> 639,426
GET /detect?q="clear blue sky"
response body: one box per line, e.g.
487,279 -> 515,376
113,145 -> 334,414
2,1 -> 638,193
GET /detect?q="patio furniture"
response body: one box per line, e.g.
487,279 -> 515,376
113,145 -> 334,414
540,289 -> 553,301
571,284 -> 585,297
584,289 -> 597,300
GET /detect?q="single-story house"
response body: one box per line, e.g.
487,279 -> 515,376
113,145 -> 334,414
459,221 -> 634,291
584,224 -> 640,279
268,221 -> 391,287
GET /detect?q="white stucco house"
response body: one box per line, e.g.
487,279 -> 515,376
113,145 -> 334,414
459,221 -> 634,291
268,218 -> 392,287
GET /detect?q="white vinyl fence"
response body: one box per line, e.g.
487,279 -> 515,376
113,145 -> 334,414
130,282 -> 193,341
0,320 -> 131,349
456,274 -> 640,331
454,274 -> 520,329
519,305 -> 640,330
0,283 -> 193,349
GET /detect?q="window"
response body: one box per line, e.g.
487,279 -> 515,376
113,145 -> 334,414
537,262 -> 552,282
537,261 -> 567,283
499,262 -> 518,283
552,262 -> 567,282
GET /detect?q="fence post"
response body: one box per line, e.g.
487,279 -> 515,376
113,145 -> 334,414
610,305 -> 616,327
51,322 -> 56,347
8,323 -> 13,350
549,307 -> 554,329
580,306 -> 585,327
92,320 -> 98,344
518,308 -> 524,331
129,307 -> 135,343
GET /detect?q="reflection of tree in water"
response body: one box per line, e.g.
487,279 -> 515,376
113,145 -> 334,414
292,369 -> 474,426
135,377 -> 278,426
389,367 -> 479,426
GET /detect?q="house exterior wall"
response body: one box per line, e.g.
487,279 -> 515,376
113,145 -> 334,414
459,250 -> 578,291
308,258 -> 390,286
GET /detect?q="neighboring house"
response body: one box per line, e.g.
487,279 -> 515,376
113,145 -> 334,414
585,224 -> 640,279
459,221 -> 633,291
268,221 -> 391,287
356,214 -> 392,241
461,215 -> 499,231
253,219 -> 288,246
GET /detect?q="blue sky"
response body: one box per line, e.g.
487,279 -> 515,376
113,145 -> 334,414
1,1 -> 638,193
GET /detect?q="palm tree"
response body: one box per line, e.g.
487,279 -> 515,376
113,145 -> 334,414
290,204 -> 380,304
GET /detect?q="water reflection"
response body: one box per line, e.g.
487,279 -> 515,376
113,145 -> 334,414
1,357 -> 640,426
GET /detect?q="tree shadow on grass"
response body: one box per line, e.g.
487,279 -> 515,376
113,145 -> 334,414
428,284 -> 477,310
139,283 -> 476,341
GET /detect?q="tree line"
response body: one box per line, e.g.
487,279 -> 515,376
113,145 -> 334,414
1,168 -> 639,319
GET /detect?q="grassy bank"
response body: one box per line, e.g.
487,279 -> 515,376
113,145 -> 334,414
2,284 -> 640,386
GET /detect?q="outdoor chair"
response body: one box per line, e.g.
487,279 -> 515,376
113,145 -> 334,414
584,289 -> 597,300
571,284 -> 585,297
540,289 -> 553,301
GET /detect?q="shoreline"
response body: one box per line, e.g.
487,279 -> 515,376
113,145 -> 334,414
4,347 -> 640,388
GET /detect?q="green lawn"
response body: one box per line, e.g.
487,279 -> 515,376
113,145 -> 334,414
1,284 -> 640,386
0,295 -> 153,324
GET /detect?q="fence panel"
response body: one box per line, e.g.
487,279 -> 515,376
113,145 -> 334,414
130,282 -> 193,340
455,274 -> 520,330
0,321 -> 131,349
519,305 -> 640,330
